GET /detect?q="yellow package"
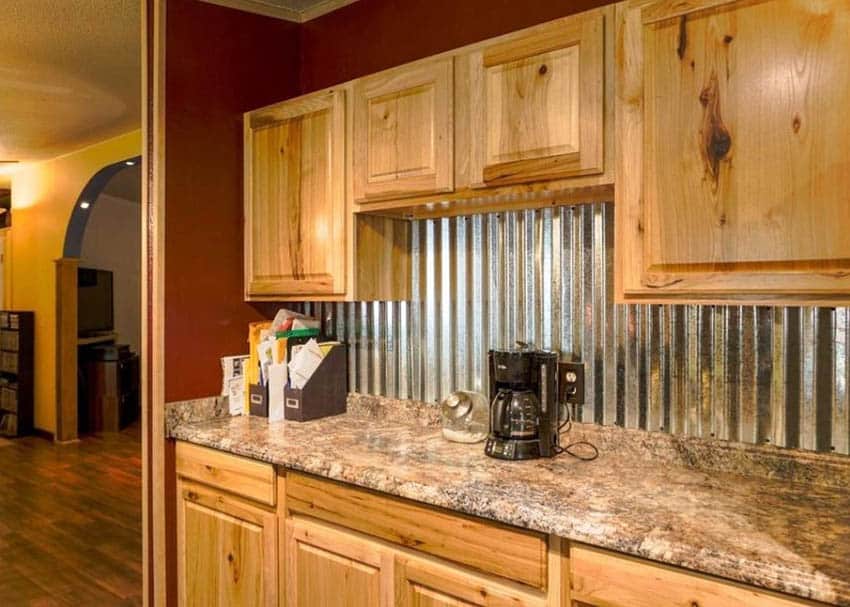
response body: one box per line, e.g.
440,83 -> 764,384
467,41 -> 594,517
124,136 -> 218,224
274,336 -> 288,365
247,321 -> 272,413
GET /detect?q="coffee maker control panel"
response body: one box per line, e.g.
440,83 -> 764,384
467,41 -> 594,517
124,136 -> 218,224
485,437 -> 515,459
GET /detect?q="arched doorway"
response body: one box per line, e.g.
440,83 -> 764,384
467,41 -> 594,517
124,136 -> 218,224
55,155 -> 141,442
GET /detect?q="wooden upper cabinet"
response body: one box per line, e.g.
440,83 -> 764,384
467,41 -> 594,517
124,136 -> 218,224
616,0 -> 850,304
353,57 -> 454,202
466,10 -> 605,187
244,89 -> 346,300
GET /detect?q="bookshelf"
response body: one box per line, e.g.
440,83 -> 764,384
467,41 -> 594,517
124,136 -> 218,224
0,311 -> 34,437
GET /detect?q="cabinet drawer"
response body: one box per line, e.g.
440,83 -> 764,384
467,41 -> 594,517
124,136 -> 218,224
285,472 -> 547,589
176,442 -> 276,507
395,553 -> 545,607
570,544 -> 814,607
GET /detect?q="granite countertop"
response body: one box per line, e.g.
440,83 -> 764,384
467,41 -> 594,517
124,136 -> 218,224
169,396 -> 850,606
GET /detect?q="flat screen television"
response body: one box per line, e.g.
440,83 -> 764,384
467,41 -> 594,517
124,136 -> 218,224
78,268 -> 114,336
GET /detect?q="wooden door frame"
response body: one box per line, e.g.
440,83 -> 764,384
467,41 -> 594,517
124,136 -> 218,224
142,0 -> 167,605
54,257 -> 80,442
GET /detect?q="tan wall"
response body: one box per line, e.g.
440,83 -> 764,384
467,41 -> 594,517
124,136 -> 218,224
7,130 -> 141,433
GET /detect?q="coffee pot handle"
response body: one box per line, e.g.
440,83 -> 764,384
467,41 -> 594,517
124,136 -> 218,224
492,390 -> 508,435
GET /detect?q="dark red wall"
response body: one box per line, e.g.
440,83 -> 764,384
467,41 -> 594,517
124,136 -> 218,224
299,0 -> 612,93
165,0 -> 299,402
164,0 -> 613,403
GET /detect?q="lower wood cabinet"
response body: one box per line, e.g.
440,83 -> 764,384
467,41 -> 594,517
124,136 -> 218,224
395,554 -> 545,607
284,471 -> 548,590
284,515 -> 545,607
176,479 -> 278,607
569,544 -> 813,607
173,444 -> 817,607
285,517 -> 392,607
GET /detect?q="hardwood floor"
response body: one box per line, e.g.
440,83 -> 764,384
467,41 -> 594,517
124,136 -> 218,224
0,425 -> 142,606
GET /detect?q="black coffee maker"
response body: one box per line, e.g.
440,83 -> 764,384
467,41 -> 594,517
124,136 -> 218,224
485,348 -> 560,460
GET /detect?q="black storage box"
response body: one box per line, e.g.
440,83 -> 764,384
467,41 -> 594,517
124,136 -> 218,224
283,344 -> 347,422
249,383 -> 269,417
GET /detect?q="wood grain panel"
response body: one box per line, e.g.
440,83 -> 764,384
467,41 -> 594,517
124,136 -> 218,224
395,554 -> 546,607
285,472 -> 547,589
245,89 -> 346,299
616,0 -> 850,303
570,543 -> 817,607
285,516 -> 393,607
484,46 -> 579,165
467,9 -> 605,187
354,57 -> 454,201
354,214 -> 412,300
54,257 -> 79,443
176,441 -> 276,506
177,479 -> 277,607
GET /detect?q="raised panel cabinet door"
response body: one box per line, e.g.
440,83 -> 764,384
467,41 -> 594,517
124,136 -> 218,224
570,544 -> 813,607
177,480 -> 278,607
285,517 -> 392,607
467,10 -> 605,187
353,57 -> 454,202
244,89 -> 346,299
616,0 -> 850,304
394,555 -> 545,607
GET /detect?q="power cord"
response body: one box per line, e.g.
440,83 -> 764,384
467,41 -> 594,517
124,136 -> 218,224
553,403 -> 599,461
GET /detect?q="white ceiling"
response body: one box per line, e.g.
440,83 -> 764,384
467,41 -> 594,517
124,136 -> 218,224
0,0 -> 141,169
200,0 -> 358,23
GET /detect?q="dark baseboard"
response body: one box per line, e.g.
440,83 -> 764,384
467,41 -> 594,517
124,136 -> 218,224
32,428 -> 55,441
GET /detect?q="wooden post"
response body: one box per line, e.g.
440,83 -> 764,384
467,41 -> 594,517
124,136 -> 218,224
54,257 -> 79,443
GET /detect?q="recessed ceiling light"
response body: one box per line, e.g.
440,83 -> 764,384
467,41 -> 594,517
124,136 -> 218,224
80,201 -> 90,209
125,160 -> 135,166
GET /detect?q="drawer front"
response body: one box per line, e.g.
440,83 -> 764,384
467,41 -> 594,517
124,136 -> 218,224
175,442 -> 276,507
570,544 -> 814,607
395,553 -> 546,607
285,472 -> 547,589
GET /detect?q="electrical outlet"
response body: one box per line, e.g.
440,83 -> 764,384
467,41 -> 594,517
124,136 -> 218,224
559,361 -> 584,405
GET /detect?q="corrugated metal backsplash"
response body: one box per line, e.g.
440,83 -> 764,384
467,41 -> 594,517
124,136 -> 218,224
303,203 -> 850,455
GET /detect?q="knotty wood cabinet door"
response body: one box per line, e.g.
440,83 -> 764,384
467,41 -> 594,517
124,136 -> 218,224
285,517 -> 393,607
394,555 -> 545,607
569,544 -> 811,607
177,479 -> 277,607
616,0 -> 850,304
244,89 -> 346,299
353,57 -> 454,202
465,10 -> 605,188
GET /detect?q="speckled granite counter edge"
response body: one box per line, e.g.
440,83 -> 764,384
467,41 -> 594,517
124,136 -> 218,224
167,392 -> 850,489
165,395 -> 230,436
